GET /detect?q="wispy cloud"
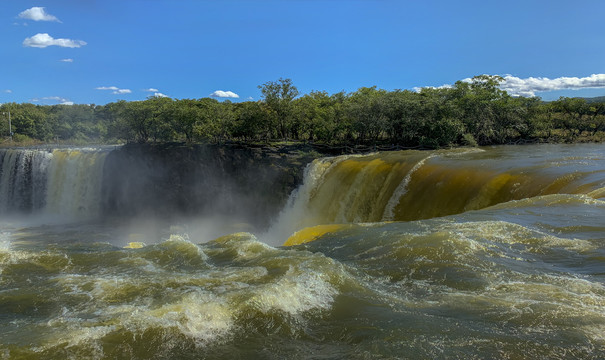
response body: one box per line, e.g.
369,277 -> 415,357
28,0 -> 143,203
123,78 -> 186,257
23,33 -> 86,48
96,86 -> 132,95
143,88 -> 169,98
501,74 -> 605,97
31,96 -> 73,105
18,7 -> 61,22
412,84 -> 453,92
210,90 -> 239,99
3,90 -> 12,94
59,58 -> 74,63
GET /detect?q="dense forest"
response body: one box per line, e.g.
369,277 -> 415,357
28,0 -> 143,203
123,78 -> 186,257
1,75 -> 604,148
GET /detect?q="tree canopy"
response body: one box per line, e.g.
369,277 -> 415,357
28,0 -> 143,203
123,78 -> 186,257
1,75 -> 605,147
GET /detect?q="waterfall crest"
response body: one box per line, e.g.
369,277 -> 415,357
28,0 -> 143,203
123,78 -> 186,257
272,147 -> 605,240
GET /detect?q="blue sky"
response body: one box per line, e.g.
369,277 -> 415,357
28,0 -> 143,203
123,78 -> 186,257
2,0 -> 605,105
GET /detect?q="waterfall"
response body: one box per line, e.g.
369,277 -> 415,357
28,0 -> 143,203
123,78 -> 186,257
0,149 -> 53,214
4,144 -> 601,236
0,144 -> 309,227
269,147 -> 605,242
0,148 -> 109,219
269,151 -> 430,237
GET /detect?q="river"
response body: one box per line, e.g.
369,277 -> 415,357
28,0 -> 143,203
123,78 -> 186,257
1,144 -> 604,359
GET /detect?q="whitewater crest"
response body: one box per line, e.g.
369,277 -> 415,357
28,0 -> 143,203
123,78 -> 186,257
1,231 -> 344,357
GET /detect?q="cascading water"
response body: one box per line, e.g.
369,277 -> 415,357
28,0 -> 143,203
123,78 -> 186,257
0,148 -> 109,219
274,145 -> 605,245
0,148 -> 52,213
44,149 -> 108,218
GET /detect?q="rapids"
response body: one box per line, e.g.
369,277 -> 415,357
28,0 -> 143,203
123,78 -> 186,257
1,143 -> 604,359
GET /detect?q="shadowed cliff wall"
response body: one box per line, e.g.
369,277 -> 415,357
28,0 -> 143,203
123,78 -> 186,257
101,143 -> 322,229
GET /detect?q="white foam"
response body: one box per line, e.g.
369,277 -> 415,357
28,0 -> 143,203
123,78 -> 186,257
120,291 -> 234,345
246,268 -> 337,315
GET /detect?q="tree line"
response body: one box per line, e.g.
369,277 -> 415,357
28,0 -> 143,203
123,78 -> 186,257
1,75 -> 604,148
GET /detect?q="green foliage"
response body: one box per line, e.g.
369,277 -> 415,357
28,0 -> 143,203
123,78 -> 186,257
294,91 -> 340,142
11,133 -> 34,143
232,101 -> 268,141
258,78 -> 299,139
461,133 -> 478,147
6,103 -> 49,140
2,76 -> 605,148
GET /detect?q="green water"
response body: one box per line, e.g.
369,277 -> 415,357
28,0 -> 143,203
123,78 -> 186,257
1,144 -> 605,359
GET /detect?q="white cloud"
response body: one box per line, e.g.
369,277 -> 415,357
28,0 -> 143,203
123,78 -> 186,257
144,88 -> 168,98
3,90 -> 12,94
96,86 -> 132,95
45,96 -> 68,102
413,74 -> 605,97
501,74 -> 605,97
412,84 -> 453,92
60,58 -> 74,63
210,90 -> 239,99
246,96 -> 254,101
23,33 -> 86,48
31,96 -> 72,105
18,7 -> 61,22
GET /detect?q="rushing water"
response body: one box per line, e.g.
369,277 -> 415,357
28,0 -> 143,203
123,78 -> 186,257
1,144 -> 604,359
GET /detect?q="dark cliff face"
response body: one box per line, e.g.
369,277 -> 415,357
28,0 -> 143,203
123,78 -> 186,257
101,143 -> 321,229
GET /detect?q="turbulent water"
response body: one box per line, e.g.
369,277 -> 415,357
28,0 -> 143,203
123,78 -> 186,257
1,144 -> 605,359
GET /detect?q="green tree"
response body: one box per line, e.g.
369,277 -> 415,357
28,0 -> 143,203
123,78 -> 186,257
550,97 -> 588,141
346,86 -> 389,143
258,78 -> 299,139
120,101 -> 153,143
417,87 -> 465,147
232,101 -> 268,141
293,91 -> 340,142
452,75 -> 507,145
380,90 -> 423,146
8,103 -> 49,140
105,100 -> 131,142
49,104 -> 100,142
172,99 -> 201,143
192,98 -> 221,142
146,96 -> 175,142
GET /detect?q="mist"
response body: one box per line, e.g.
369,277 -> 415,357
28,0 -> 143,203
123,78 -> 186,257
0,144 -> 314,248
